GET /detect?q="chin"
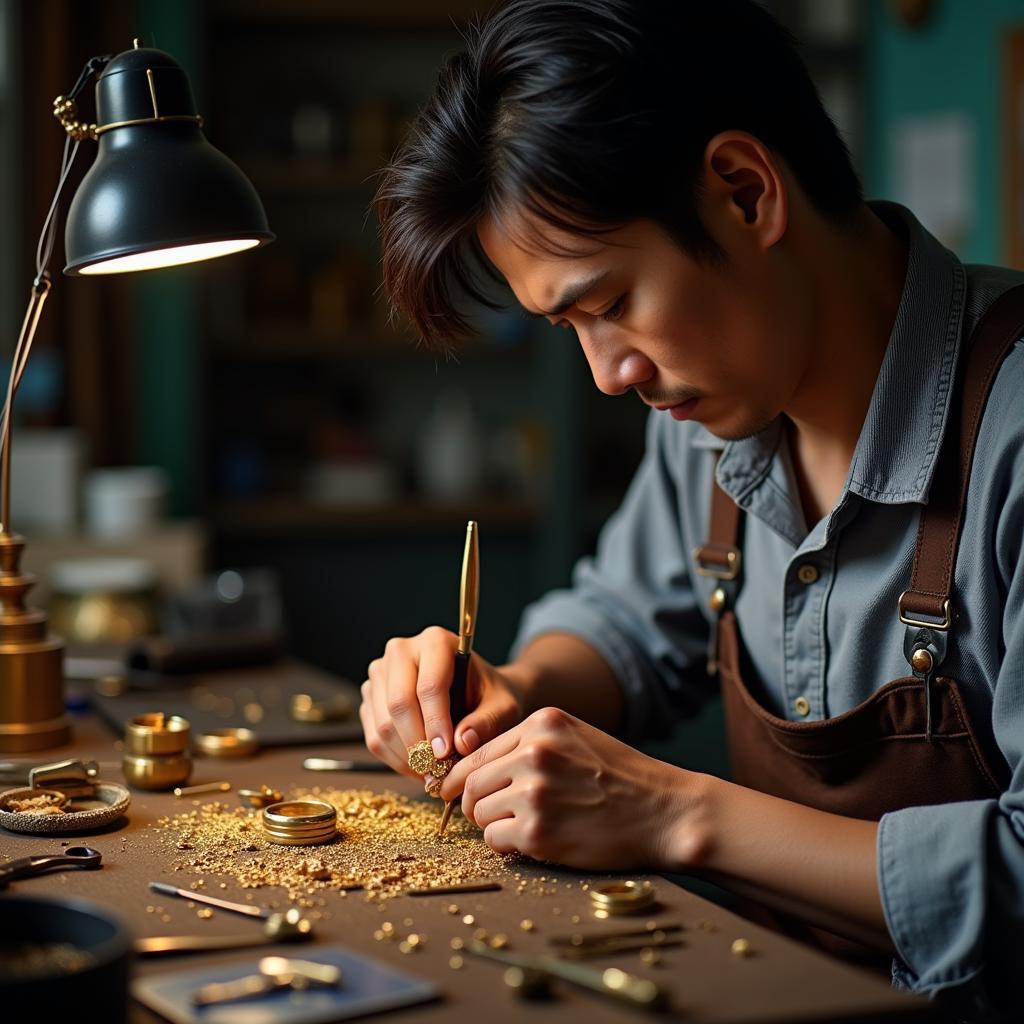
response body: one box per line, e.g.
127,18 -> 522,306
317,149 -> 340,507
703,405 -> 779,443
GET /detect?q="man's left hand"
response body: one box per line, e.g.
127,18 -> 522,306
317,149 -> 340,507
438,706 -> 710,870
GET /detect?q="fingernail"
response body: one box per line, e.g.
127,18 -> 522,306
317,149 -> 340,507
459,728 -> 481,753
431,736 -> 446,757
423,772 -> 435,790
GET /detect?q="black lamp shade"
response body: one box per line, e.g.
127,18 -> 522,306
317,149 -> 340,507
64,46 -> 274,275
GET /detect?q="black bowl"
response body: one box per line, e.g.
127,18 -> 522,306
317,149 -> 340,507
0,894 -> 131,1021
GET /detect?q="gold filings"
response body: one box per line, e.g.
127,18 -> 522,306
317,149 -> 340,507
731,938 -> 752,957
150,787 -> 512,902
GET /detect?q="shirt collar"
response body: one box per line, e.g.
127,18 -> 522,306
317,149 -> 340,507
699,201 -> 966,507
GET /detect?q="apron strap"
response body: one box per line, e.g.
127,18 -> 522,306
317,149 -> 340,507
693,472 -> 742,580
899,282 -> 1024,630
693,465 -> 742,674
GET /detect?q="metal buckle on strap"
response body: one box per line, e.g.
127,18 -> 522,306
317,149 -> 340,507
692,546 -> 741,581
898,592 -> 952,631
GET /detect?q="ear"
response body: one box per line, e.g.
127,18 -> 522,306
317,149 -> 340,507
702,131 -> 787,249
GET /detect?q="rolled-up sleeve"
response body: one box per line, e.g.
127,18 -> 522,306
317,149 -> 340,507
510,412 -> 715,741
877,416 -> 1024,1021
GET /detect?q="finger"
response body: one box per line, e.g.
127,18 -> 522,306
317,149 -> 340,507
415,629 -> 456,758
468,777 -> 516,829
459,759 -> 515,827
440,726 -> 523,802
359,689 -> 403,772
453,683 -> 516,757
370,661 -> 416,776
383,642 -> 427,754
482,817 -> 522,856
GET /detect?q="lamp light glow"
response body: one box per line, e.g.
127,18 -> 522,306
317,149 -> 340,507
76,238 -> 262,275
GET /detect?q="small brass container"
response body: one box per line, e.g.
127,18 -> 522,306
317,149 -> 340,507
124,713 -> 191,756
122,751 -> 192,791
195,727 -> 259,758
261,799 -> 337,846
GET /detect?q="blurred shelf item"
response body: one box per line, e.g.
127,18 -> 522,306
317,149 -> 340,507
20,521 -> 206,607
212,0 -> 489,27
212,497 -> 539,536
238,156 -> 383,193
211,323 -> 530,360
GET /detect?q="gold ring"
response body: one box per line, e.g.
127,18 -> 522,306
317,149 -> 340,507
261,799 -> 338,846
589,880 -> 655,916
195,727 -> 259,758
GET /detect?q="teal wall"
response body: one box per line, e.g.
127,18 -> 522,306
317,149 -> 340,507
132,0 -> 201,515
868,0 -> 1024,265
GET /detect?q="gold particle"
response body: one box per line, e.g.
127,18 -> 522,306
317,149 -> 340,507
641,948 -> 661,965
450,937 -> 465,951
449,954 -> 464,970
373,930 -> 385,941
519,919 -> 534,932
197,908 -> 214,920
406,933 -> 422,948
403,917 -> 414,927
145,906 -> 155,914
447,904 -> 460,915
473,928 -> 489,942
160,915 -> 171,923
570,915 -> 581,924
462,914 -> 475,926
398,941 -> 413,954
489,933 -> 509,949
381,922 -> 395,934
731,938 -> 752,957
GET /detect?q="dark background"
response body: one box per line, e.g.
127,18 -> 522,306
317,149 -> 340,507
3,0 -> 1020,775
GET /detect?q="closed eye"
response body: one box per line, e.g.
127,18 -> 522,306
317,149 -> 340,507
601,295 -> 626,322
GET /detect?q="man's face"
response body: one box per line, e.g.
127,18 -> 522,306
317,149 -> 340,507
477,210 -> 812,441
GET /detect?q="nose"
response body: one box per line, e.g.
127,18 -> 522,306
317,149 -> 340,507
578,331 -> 656,396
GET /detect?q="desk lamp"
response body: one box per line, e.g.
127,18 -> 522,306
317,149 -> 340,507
0,39 -> 274,752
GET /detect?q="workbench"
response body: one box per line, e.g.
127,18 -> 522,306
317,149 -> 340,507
0,674 -> 943,1023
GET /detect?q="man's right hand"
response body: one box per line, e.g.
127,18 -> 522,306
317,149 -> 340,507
359,625 -> 524,778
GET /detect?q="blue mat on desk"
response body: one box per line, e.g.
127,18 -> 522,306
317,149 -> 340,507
132,945 -> 441,1023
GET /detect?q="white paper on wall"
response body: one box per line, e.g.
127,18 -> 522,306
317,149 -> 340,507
889,112 -> 975,251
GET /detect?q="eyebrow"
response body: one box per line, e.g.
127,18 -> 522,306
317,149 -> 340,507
524,270 -> 611,318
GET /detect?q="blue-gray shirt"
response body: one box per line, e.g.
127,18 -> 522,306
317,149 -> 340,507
512,203 -> 1024,1016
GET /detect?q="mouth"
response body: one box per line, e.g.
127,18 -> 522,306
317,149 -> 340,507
666,396 -> 700,421
647,394 -> 702,419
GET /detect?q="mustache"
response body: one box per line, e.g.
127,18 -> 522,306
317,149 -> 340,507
634,386 -> 701,407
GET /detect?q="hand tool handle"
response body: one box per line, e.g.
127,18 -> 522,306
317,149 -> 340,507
450,651 -> 471,731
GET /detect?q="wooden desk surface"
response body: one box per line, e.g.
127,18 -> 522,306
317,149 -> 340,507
0,688 -> 941,1023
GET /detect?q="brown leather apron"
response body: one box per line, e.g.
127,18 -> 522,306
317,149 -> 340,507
693,285 -> 1024,964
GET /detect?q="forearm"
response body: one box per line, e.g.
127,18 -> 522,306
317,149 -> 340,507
677,775 -> 895,953
500,632 -> 624,733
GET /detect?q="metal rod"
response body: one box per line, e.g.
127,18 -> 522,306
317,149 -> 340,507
148,880 -> 268,919
1,280 -> 50,533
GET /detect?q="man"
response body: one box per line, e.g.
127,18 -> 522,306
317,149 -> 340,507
364,2 -> 1024,1019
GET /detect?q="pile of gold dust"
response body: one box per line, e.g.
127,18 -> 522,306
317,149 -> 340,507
151,787 -> 513,904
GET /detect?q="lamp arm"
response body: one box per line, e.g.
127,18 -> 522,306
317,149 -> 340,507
0,54 -> 111,536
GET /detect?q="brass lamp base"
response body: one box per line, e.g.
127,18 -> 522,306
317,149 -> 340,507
0,532 -> 70,752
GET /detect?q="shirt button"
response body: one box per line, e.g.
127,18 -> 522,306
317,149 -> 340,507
797,564 -> 819,585
794,696 -> 811,717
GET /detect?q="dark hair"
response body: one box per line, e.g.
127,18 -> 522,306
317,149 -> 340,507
374,0 -> 863,347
